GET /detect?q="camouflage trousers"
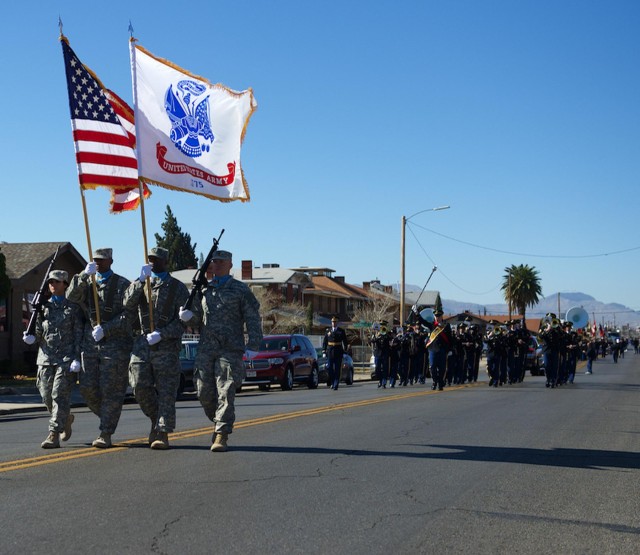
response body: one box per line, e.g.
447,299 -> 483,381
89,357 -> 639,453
129,349 -> 180,433
194,351 -> 244,434
80,352 -> 129,435
37,364 -> 75,433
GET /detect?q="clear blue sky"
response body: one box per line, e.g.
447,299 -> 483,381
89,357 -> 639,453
2,1 -> 639,311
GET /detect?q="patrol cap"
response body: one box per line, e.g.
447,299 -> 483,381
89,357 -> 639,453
48,270 -> 68,283
211,250 -> 232,260
148,246 -> 169,260
434,308 -> 444,316
93,248 -> 113,260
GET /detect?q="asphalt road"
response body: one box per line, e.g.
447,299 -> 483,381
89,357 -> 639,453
1,355 -> 639,554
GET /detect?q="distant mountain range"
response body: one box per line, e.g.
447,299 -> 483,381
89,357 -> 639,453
439,292 -> 640,330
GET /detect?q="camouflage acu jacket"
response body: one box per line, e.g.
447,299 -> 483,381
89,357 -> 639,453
35,297 -> 84,366
191,277 -> 262,353
66,271 -> 133,353
124,276 -> 189,353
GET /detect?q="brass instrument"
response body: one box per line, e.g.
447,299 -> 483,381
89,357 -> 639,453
419,308 -> 436,326
565,306 -> 589,329
425,324 -> 445,348
538,314 -> 560,333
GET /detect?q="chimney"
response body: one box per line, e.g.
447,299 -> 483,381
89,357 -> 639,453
241,260 -> 253,280
334,276 -> 345,283
363,281 -> 370,290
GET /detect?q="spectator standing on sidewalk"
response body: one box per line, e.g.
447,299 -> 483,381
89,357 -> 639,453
22,270 -> 83,449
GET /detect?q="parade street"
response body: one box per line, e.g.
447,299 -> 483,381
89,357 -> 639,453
1,355 -> 639,554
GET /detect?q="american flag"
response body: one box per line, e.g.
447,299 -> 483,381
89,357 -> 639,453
61,37 -> 149,213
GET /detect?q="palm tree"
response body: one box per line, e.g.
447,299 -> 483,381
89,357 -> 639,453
501,264 -> 542,324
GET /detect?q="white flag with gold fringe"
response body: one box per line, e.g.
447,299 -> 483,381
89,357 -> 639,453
130,41 -> 257,202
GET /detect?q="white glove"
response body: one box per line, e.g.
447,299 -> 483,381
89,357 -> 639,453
411,304 -> 418,313
92,325 -> 105,342
146,331 -> 162,345
69,360 -> 82,373
179,306 -> 194,322
139,263 -> 152,282
22,332 -> 36,345
85,261 -> 97,276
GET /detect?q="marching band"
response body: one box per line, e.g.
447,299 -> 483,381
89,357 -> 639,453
368,308 -> 620,391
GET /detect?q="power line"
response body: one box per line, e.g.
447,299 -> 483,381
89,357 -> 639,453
406,225 -> 501,296
409,222 -> 640,259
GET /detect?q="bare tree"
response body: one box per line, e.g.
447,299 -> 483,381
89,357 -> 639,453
250,286 -> 307,334
351,289 -> 395,328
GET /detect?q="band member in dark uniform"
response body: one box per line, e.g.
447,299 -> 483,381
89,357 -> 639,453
323,316 -> 348,390
426,309 -> 451,391
459,319 -> 476,384
538,313 -> 563,388
397,325 -> 412,386
485,320 -> 503,387
408,322 -> 427,385
370,322 -> 391,388
564,322 -> 579,383
471,324 -> 483,383
514,319 -> 531,383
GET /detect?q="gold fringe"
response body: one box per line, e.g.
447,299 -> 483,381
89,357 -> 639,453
140,175 -> 249,203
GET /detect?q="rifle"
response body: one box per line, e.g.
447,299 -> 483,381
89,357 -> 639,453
183,229 -> 224,311
25,246 -> 61,336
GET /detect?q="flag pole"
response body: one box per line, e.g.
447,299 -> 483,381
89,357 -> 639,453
130,35 -> 154,332
137,179 -> 154,333
79,188 -> 102,325
60,32 -> 101,324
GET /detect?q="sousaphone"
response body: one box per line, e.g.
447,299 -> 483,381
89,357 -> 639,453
565,306 -> 589,329
419,307 -> 436,326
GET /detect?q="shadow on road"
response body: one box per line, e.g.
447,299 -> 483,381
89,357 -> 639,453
231,443 -> 640,471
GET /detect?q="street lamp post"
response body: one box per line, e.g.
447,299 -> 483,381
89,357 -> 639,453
400,205 -> 450,324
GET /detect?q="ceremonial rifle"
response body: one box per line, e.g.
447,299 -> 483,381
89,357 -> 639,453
184,229 -> 224,311
25,246 -> 61,336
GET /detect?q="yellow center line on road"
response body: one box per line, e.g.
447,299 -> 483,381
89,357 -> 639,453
0,383 -> 477,473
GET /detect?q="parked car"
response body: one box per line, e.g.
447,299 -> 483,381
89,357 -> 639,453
178,340 -> 199,395
524,337 -> 545,376
244,334 -> 319,391
317,348 -> 355,386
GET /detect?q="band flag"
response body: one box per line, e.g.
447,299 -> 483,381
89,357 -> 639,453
130,41 -> 257,202
60,37 -> 150,213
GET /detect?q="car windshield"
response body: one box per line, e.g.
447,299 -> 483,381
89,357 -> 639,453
260,338 -> 290,352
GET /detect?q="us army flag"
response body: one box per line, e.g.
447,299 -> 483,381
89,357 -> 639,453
130,41 -> 257,201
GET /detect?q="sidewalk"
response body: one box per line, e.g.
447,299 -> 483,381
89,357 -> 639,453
0,385 -> 86,416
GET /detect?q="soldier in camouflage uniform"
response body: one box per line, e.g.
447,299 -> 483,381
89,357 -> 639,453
124,246 -> 189,450
179,250 -> 262,452
22,270 -> 84,448
66,248 -> 133,448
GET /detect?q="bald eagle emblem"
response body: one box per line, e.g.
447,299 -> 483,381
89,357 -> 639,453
164,80 -> 214,158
